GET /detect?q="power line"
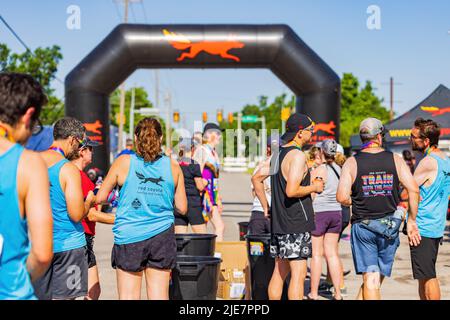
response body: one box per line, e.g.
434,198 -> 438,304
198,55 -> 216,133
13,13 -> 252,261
0,15 -> 32,52
113,0 -> 123,21
130,3 -> 137,22
0,14 -> 64,86
140,1 -> 149,23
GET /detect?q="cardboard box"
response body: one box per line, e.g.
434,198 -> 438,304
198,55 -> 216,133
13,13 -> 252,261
215,241 -> 250,300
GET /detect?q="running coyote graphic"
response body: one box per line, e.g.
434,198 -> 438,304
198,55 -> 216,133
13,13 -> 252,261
421,106 -> 450,117
135,171 -> 164,186
84,120 -> 103,135
314,121 -> 336,135
163,29 -> 245,62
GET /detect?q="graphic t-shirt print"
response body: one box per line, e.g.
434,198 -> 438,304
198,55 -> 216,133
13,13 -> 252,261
361,171 -> 394,197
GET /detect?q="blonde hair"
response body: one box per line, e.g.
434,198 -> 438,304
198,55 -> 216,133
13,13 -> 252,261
134,118 -> 162,162
335,152 -> 347,167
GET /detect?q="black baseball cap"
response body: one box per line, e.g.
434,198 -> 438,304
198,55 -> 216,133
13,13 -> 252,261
280,113 -> 314,143
203,123 -> 224,135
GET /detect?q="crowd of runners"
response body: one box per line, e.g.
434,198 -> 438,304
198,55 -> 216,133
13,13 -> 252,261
0,72 -> 449,301
251,114 -> 450,300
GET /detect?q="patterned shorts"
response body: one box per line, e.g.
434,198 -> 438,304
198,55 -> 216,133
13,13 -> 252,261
270,232 -> 312,260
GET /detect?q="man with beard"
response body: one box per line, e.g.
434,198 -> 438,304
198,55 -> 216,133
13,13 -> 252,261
409,118 -> 450,300
33,117 -> 96,300
337,117 -> 419,300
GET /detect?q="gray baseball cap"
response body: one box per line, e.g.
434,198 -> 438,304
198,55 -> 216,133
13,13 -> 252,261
359,118 -> 386,139
320,139 -> 338,156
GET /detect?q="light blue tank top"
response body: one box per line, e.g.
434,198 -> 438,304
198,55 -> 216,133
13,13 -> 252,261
0,144 -> 36,300
417,153 -> 450,238
113,154 -> 175,245
49,159 -> 86,253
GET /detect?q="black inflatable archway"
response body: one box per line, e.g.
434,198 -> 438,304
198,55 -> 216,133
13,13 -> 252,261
66,24 -> 340,171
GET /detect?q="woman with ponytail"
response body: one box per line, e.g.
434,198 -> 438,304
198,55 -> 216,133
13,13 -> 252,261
97,118 -> 187,300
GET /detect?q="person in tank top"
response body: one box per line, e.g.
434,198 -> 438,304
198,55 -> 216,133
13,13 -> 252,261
34,117 -> 96,300
308,139 -> 344,300
252,113 -> 324,300
192,123 -> 225,241
96,118 -> 187,300
409,118 -> 450,300
337,117 -> 419,300
0,72 -> 52,300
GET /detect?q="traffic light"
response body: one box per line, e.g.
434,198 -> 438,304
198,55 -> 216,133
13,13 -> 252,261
115,113 -> 126,125
217,109 -> 223,123
173,110 -> 180,123
281,107 -> 291,121
228,112 -> 234,124
202,112 -> 208,123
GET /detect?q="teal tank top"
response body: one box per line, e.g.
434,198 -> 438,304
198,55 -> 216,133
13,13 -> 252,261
49,159 -> 86,253
0,144 -> 36,300
417,153 -> 450,238
113,154 -> 175,245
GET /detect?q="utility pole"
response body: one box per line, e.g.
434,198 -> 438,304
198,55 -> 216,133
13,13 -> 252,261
129,86 -> 135,139
116,0 -> 141,152
381,77 -> 402,122
261,116 -> 266,160
237,112 -> 243,158
389,77 -> 394,121
165,92 -> 172,150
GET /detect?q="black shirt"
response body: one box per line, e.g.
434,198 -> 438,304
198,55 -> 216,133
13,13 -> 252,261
270,146 -> 315,234
179,157 -> 203,208
351,150 -> 401,223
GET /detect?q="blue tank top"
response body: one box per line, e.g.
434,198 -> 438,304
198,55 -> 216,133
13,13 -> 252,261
0,144 -> 36,300
417,153 -> 450,238
113,154 -> 175,245
49,159 -> 86,253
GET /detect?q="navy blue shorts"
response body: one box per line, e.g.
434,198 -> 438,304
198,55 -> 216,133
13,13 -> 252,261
350,222 -> 400,277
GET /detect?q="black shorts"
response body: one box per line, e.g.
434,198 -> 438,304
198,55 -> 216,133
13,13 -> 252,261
174,206 -> 205,226
33,246 -> 88,300
85,234 -> 97,268
410,236 -> 442,280
248,210 -> 271,235
270,232 -> 312,261
111,225 -> 177,272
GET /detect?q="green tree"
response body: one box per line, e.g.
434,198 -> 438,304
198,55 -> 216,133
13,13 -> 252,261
220,93 -> 295,157
0,44 -> 63,124
109,87 -> 167,137
340,73 -> 390,147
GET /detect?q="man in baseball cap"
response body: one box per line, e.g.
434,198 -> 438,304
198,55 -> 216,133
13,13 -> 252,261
359,117 -> 386,141
253,113 -> 324,300
280,113 -> 315,144
337,117 -> 419,300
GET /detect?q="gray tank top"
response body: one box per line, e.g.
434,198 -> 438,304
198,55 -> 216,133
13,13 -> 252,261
312,162 -> 342,213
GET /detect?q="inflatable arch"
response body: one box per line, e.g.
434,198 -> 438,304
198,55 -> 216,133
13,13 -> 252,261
66,24 -> 340,171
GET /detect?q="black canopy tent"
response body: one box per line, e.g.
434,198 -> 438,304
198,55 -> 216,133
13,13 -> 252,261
351,84 -> 450,151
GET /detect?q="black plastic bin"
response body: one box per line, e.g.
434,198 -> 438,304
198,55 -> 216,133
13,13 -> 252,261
176,234 -> 217,257
170,256 -> 221,300
238,222 -> 249,241
245,233 -> 288,300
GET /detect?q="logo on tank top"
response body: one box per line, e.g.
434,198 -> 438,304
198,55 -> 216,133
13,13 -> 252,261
131,198 -> 142,209
135,171 -> 164,186
361,171 -> 394,197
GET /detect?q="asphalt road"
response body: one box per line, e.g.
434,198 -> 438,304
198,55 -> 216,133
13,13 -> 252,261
93,172 -> 450,300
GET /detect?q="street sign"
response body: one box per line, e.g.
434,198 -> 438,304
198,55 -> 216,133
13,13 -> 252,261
138,108 -> 160,115
242,115 -> 259,123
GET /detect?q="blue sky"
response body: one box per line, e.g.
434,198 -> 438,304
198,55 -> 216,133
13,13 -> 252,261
1,0 -> 449,130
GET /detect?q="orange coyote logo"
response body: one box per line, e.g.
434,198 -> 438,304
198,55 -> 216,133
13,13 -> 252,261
314,121 -> 336,135
163,29 -> 245,62
421,106 -> 450,117
84,120 -> 103,135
